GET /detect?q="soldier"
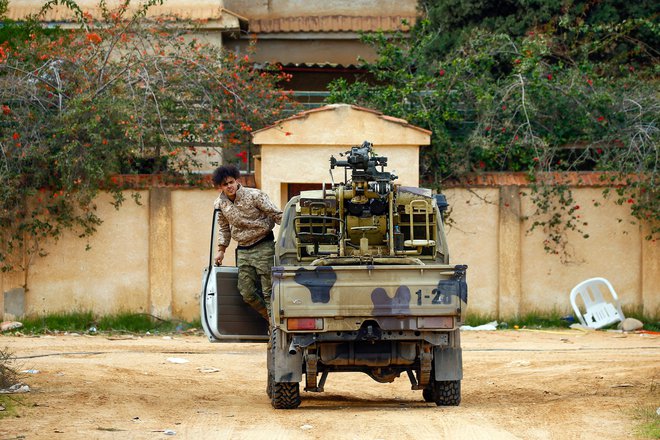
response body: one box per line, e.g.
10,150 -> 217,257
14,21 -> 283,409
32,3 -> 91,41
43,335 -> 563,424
212,164 -> 282,321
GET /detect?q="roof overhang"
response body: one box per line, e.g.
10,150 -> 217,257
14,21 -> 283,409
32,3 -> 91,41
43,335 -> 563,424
6,1 -> 247,31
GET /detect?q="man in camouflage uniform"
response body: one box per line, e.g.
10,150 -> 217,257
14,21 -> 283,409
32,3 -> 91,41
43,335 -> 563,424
213,165 -> 282,321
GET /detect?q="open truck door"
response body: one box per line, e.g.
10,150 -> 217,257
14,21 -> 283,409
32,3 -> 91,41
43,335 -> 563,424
200,209 -> 269,342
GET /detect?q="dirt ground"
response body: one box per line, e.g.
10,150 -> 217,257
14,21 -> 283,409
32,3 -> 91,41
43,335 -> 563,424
0,329 -> 658,440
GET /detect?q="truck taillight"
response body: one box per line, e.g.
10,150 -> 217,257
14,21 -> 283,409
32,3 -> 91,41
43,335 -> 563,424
417,316 -> 454,329
287,318 -> 323,331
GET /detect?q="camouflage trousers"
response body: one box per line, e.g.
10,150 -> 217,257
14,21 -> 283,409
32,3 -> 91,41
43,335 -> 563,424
237,239 -> 274,321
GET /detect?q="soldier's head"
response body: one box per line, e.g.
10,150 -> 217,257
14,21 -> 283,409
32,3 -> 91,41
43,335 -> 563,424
212,165 -> 241,199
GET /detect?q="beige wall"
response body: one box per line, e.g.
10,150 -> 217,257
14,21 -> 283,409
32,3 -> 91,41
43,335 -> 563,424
1,184 -> 658,321
12,192 -> 151,317
445,186 -> 659,318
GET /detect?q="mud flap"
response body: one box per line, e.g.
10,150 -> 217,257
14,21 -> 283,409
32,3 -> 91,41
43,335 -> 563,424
272,329 -> 303,383
433,346 -> 463,381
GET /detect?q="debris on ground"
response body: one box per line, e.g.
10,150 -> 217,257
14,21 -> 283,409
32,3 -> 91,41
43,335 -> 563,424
460,321 -> 498,331
618,317 -> 644,332
507,360 -> 531,367
0,383 -> 30,394
166,357 -> 189,364
0,321 -> 23,332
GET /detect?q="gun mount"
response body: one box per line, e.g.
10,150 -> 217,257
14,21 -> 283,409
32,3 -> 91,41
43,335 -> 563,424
284,141 -> 448,263
330,141 -> 397,191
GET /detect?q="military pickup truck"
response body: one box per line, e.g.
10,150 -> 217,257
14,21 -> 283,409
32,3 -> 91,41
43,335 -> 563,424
201,142 -> 468,409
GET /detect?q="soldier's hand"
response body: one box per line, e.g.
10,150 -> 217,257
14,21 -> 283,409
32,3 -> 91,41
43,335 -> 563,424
214,250 -> 225,266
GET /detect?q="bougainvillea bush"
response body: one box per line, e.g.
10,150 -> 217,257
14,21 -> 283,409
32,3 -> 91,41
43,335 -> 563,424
0,0 -> 297,271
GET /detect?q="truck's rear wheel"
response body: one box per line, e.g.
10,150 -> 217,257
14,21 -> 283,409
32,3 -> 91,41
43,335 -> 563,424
269,329 -> 301,409
432,379 -> 461,406
271,381 -> 301,409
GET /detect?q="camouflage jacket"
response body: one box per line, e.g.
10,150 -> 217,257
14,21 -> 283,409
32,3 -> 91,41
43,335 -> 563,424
214,184 -> 282,249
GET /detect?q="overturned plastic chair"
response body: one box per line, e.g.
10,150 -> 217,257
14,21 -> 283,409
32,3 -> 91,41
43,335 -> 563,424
570,277 -> 625,329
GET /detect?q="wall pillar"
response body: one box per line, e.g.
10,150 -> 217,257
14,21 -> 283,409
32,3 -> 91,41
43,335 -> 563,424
641,223 -> 660,316
498,186 -> 522,318
1,253 -> 27,320
149,187 -> 173,319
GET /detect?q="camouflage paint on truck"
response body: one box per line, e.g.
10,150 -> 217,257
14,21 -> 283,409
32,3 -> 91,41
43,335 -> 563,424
263,142 -> 468,409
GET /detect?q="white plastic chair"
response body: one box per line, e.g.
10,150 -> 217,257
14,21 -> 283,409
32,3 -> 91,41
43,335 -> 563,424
570,277 -> 624,329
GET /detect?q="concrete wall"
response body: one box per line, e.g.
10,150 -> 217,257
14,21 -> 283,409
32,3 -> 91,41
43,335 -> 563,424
1,182 -> 658,321
444,185 -> 659,318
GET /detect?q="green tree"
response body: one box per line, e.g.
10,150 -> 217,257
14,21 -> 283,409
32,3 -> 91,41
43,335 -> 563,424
327,9 -> 658,259
0,0 -> 297,272
418,0 -> 659,65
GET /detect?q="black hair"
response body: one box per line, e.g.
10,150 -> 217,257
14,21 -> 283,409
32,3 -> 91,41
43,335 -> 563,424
212,164 -> 240,186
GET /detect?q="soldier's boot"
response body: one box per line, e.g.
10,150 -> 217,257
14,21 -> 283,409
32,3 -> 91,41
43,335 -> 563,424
245,297 -> 269,321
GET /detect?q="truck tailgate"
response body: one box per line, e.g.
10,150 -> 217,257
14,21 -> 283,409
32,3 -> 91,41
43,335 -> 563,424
273,264 -> 467,318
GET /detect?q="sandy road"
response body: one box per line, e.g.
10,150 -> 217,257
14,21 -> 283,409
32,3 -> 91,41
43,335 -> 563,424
0,329 -> 658,440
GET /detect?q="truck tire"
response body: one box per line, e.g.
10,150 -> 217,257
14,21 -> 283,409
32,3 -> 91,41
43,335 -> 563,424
271,381 -> 301,409
268,329 -> 301,409
432,380 -> 461,406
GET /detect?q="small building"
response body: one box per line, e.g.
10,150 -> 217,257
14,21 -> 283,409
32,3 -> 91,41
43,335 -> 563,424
223,0 -> 418,105
252,103 -> 431,209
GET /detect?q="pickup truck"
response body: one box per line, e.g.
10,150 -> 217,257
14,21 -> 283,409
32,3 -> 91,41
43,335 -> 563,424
201,142 -> 468,409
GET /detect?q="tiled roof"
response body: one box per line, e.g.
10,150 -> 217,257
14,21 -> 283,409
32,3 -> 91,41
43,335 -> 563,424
253,104 -> 431,136
281,62 -> 363,69
249,15 -> 415,33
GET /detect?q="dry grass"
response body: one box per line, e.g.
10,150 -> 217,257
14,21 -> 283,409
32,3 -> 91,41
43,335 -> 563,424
0,347 -> 19,390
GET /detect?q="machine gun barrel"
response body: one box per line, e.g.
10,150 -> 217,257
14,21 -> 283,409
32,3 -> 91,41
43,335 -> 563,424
330,141 -> 396,184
